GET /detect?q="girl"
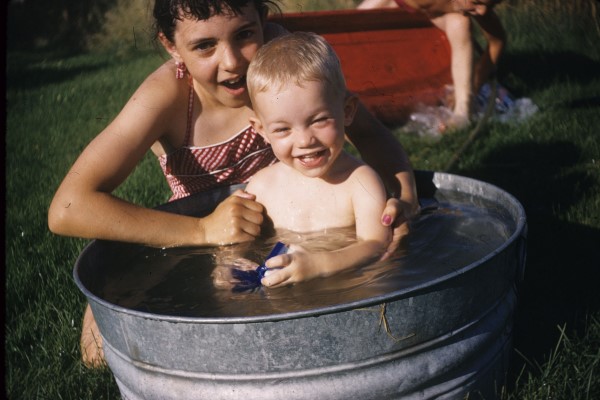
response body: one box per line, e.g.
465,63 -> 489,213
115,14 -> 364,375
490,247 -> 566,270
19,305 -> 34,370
48,0 -> 418,367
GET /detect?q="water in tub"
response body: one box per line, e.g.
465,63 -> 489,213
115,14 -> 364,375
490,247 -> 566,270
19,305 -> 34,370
99,188 -> 515,318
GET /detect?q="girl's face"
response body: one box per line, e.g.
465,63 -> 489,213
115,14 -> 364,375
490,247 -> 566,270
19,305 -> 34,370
164,5 -> 265,109
250,81 -> 356,180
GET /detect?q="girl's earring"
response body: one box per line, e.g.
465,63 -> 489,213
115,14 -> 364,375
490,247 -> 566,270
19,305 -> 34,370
175,61 -> 187,80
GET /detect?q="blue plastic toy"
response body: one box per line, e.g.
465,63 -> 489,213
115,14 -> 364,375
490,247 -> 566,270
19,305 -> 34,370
231,242 -> 289,292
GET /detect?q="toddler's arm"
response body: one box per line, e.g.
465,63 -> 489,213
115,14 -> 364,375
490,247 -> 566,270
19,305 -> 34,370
345,102 -> 418,256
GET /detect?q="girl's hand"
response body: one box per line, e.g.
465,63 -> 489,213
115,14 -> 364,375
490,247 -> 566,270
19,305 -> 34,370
212,257 -> 258,290
201,190 -> 264,245
260,245 -> 320,288
380,197 -> 418,260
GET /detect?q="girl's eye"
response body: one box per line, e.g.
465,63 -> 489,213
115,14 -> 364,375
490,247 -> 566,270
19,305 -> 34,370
237,29 -> 255,41
195,40 -> 216,53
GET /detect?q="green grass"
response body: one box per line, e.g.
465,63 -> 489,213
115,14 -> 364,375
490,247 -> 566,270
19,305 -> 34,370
6,0 -> 600,398
6,49 -> 169,399
503,319 -> 600,400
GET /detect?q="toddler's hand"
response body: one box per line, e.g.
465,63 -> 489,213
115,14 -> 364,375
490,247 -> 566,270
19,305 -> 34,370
261,245 -> 318,288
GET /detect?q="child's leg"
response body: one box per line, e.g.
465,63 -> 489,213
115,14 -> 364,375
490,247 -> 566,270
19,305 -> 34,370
80,303 -> 106,368
431,13 -> 473,128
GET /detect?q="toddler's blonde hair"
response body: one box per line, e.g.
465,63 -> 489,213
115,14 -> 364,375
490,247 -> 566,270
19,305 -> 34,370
247,31 -> 346,100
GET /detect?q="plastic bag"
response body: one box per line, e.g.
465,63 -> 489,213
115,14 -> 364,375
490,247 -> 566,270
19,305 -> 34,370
403,83 -> 538,137
476,83 -> 539,123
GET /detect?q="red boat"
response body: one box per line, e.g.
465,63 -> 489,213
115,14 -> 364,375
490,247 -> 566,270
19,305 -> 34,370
271,8 -> 452,126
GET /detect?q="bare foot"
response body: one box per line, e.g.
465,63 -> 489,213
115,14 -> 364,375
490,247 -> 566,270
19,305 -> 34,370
439,113 -> 470,133
80,304 -> 106,368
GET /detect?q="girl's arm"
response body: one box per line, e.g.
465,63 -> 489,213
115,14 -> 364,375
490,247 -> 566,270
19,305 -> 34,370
48,66 -> 264,248
261,166 -> 391,287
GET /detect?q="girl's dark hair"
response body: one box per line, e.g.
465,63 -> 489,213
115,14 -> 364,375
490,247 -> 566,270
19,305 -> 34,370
154,0 -> 280,42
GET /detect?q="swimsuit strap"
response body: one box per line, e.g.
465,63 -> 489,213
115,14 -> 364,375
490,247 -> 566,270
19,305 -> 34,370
183,78 -> 195,146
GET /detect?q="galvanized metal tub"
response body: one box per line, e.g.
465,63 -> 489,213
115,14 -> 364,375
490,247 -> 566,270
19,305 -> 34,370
74,171 -> 527,399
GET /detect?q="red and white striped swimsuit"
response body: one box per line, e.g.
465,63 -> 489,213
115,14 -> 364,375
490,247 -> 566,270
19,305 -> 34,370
158,86 -> 276,201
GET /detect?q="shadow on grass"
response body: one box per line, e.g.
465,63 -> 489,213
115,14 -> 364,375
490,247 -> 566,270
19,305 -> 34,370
6,49 -> 115,92
499,50 -> 600,97
460,140 -> 600,377
563,96 -> 600,110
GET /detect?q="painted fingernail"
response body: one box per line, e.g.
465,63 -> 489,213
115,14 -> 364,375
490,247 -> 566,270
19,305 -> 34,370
382,215 -> 393,225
